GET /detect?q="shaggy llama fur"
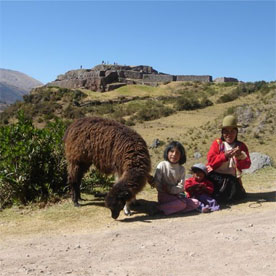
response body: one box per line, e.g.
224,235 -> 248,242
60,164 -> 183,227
63,116 -> 152,219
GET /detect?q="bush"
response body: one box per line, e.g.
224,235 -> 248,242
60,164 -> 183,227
174,95 -> 212,111
217,91 -> 239,103
132,100 -> 174,122
63,105 -> 85,119
0,111 -> 68,208
217,81 -> 269,103
200,96 -> 213,107
81,168 -> 114,194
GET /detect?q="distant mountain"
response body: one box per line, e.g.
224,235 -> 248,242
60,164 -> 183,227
0,69 -> 43,110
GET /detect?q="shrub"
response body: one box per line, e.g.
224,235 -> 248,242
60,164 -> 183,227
174,96 -> 201,111
200,96 -> 213,107
63,105 -> 84,119
132,100 -> 174,122
81,168 -> 114,194
226,106 -> 236,115
125,119 -> 135,126
0,111 -> 68,208
217,81 -> 269,103
95,104 -> 115,115
217,90 -> 239,103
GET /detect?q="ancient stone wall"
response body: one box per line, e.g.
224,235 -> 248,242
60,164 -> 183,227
214,77 -> 238,83
46,64 -> 237,92
176,75 -> 212,82
143,74 -> 174,83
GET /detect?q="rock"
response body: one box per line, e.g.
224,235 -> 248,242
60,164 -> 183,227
193,152 -> 202,159
150,139 -> 161,149
235,105 -> 255,128
243,152 -> 272,174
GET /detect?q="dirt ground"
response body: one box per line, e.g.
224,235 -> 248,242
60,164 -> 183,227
1,191 -> 276,276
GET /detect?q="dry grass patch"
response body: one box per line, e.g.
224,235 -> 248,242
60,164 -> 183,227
0,168 -> 275,241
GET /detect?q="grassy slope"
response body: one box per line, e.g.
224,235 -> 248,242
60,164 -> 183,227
132,87 -> 276,170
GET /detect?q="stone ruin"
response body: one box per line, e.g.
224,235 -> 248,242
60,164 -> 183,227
214,77 -> 239,83
47,64 -> 213,92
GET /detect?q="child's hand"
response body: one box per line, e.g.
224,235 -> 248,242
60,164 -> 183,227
186,185 -> 199,192
225,146 -> 240,159
232,146 -> 241,157
194,184 -> 201,191
235,150 -> 247,160
199,184 -> 208,192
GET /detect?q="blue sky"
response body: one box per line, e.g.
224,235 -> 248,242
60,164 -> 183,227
0,1 -> 275,84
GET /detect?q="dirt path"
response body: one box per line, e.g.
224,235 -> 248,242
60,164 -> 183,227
1,200 -> 275,276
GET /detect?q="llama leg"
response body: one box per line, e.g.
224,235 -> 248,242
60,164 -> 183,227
114,174 -> 132,215
123,196 -> 136,216
123,201 -> 131,216
68,163 -> 81,206
72,182 -> 80,207
68,162 -> 89,207
77,164 -> 90,201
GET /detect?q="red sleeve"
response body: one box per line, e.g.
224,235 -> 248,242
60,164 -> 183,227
207,139 -> 228,170
203,179 -> 214,195
236,142 -> 251,170
184,178 -> 195,198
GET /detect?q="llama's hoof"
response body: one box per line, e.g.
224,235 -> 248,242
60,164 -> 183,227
74,202 -> 80,207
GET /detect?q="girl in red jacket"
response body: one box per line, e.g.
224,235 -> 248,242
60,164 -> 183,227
185,163 -> 220,213
206,115 -> 251,203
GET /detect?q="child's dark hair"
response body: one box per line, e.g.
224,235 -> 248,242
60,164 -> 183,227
163,141 -> 186,165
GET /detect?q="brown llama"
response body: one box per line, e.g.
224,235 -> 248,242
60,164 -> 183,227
63,116 -> 152,219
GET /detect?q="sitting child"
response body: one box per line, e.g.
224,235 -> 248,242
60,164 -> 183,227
153,141 -> 200,215
185,163 -> 220,213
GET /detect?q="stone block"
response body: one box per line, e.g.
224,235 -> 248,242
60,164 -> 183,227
176,75 -> 212,82
120,70 -> 143,79
106,83 -> 126,91
214,77 -> 238,83
143,74 -> 174,82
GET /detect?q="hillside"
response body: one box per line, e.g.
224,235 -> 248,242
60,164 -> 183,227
0,80 -> 275,168
0,69 -> 43,110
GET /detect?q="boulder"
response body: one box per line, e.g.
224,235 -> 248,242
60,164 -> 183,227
243,152 -> 272,174
150,139 -> 161,149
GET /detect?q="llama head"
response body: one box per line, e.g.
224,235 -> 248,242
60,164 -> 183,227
105,187 -> 132,219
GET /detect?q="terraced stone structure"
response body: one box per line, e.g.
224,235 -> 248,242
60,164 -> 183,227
47,64 -> 213,92
214,77 -> 239,83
